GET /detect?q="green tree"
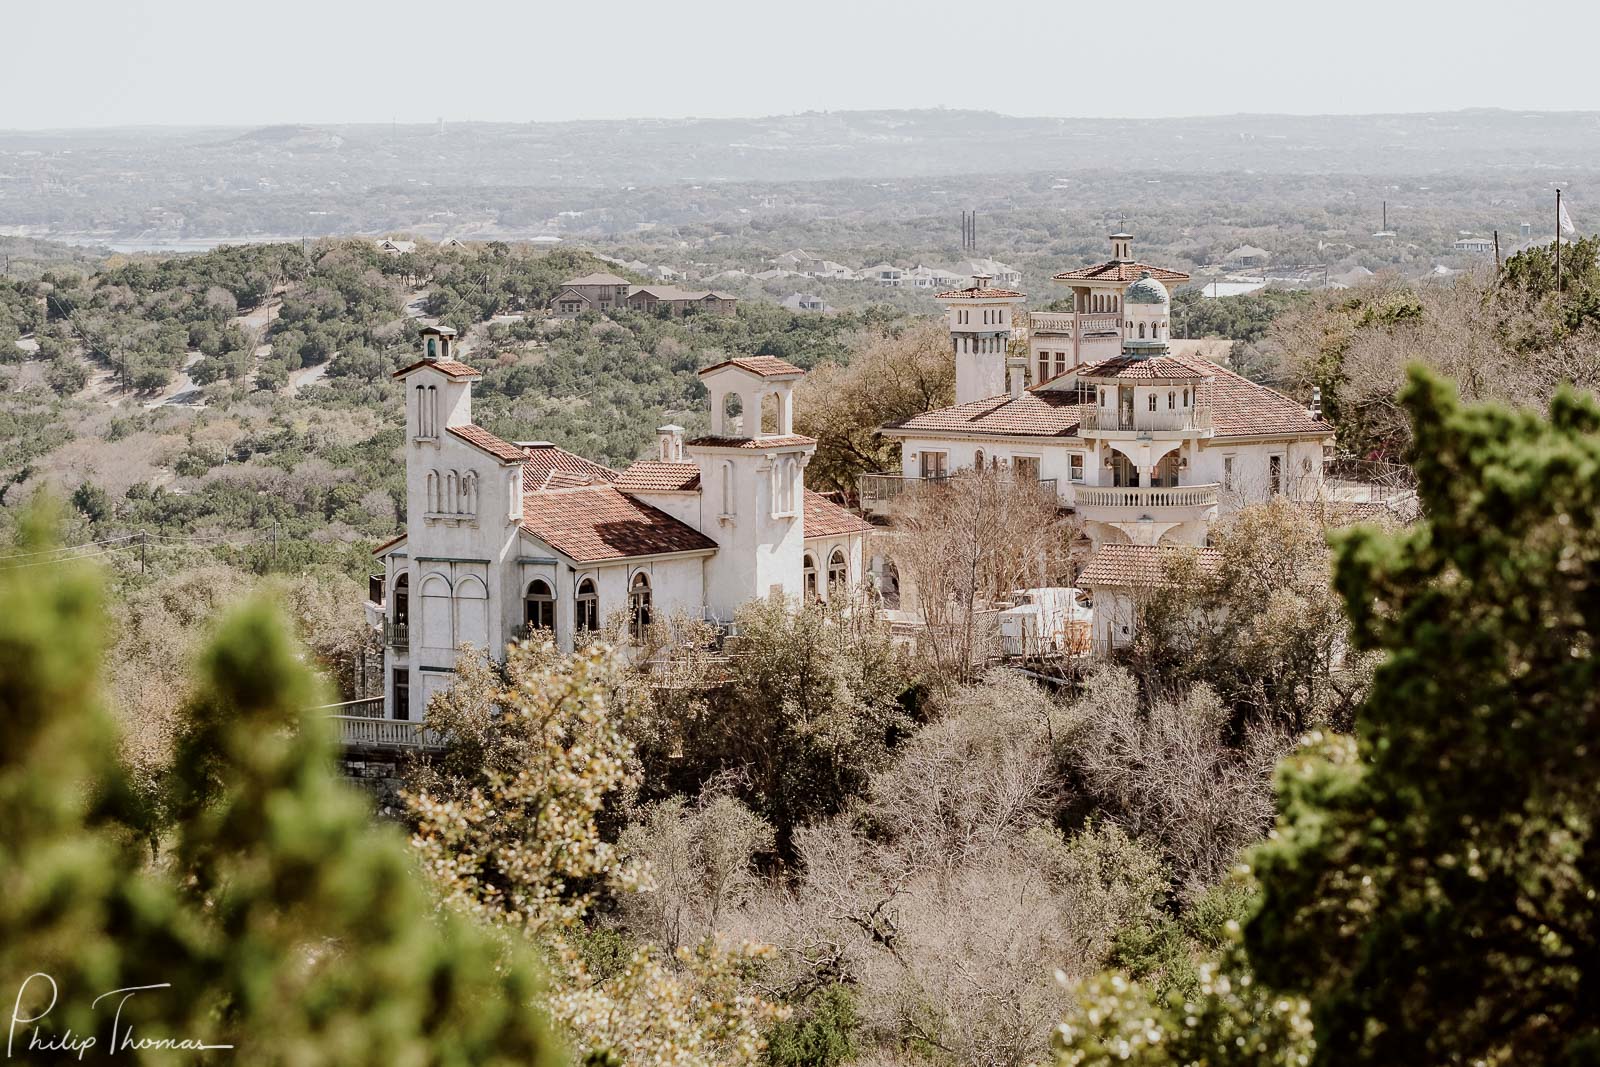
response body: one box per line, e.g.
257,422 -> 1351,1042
0,509 -> 561,1067
1244,368 -> 1600,1065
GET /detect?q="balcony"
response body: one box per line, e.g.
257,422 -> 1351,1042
330,714 -> 446,751
1073,482 -> 1220,511
858,472 -> 1059,517
1079,406 -> 1214,434
383,620 -> 410,648
1027,312 -> 1123,338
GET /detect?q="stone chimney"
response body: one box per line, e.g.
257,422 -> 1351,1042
1006,355 -> 1028,399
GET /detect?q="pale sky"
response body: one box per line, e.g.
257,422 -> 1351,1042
2,0 -> 1596,129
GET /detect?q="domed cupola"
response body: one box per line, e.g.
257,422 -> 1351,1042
1121,271 -> 1171,358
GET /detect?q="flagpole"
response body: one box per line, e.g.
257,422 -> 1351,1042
1556,188 -> 1562,294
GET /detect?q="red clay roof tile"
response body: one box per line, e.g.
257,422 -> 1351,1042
803,491 -> 875,537
1078,543 -> 1222,589
392,357 -> 482,379
1052,261 -> 1191,283
699,355 -> 806,378
614,461 -> 702,493
520,485 -> 717,563
685,434 -> 817,449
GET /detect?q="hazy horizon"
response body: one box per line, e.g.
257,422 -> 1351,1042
5,0 -> 1599,130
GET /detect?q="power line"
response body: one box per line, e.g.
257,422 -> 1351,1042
0,543 -> 139,570
0,533 -> 141,561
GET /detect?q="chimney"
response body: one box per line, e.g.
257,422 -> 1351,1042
1007,355 -> 1027,400
972,273 -> 991,290
657,424 -> 685,462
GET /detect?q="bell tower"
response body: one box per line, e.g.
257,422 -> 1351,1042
937,274 -> 1027,405
686,356 -> 816,623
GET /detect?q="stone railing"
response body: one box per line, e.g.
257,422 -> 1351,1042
330,714 -> 445,751
1073,483 -> 1220,510
1079,406 -> 1213,433
1077,314 -> 1122,335
1028,311 -> 1076,335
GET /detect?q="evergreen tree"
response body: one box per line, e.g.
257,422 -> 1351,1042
0,506 -> 560,1067
1245,368 -> 1600,1064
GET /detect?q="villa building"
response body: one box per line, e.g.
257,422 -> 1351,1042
868,230 -> 1336,650
551,275 -> 737,318
369,327 -> 871,721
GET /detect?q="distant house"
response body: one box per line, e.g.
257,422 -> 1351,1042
551,273 -> 632,317
1453,236 -> 1495,254
859,263 -> 905,287
1224,244 -> 1271,269
377,239 -> 417,256
952,258 -> 1022,289
776,250 -> 855,279
905,264 -> 966,290
781,292 -> 833,313
441,238 -> 469,251
626,286 -> 737,317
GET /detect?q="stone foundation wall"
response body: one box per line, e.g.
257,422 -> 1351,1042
337,748 -> 413,817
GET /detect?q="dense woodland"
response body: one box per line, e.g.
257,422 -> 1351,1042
4,228 -> 1600,1065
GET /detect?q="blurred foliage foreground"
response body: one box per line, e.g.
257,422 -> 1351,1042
0,504 -> 561,1066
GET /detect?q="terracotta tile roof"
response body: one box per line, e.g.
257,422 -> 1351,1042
520,485 -> 717,563
1078,543 -> 1222,589
392,358 -> 482,379
935,285 -> 1026,300
1076,352 -> 1214,381
884,393 -> 1088,439
803,491 -> 874,537
520,444 -> 617,488
614,461 -> 703,492
1052,261 -> 1191,283
686,434 -> 817,449
1207,369 -> 1335,438
448,424 -> 530,463
699,355 -> 806,378
563,272 -> 631,286
372,532 -> 407,556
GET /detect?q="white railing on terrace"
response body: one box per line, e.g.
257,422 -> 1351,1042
329,714 -> 446,751
1079,406 -> 1213,433
1073,483 -> 1220,509
1026,312 -> 1124,337
1028,311 -> 1076,334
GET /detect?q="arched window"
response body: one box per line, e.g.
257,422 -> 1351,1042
427,336 -> 438,359
425,470 -> 439,513
721,392 -> 743,436
1138,323 -> 1145,339
426,385 -> 438,436
828,549 -> 848,593
1168,391 -> 1176,409
393,573 -> 409,625
576,578 -> 599,634
803,553 -> 819,599
1099,388 -> 1107,407
444,470 -> 458,514
1183,388 -> 1190,406
973,448 -> 985,469
462,470 -> 478,515
524,578 -> 554,636
1148,393 -> 1158,412
629,573 -> 652,639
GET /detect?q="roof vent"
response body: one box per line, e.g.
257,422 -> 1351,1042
516,441 -> 555,449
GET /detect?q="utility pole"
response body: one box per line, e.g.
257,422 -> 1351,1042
1556,188 -> 1563,294
1493,230 -> 1502,273
139,531 -> 147,576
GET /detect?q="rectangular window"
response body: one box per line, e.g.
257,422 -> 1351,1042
920,451 -> 948,480
393,668 -> 410,722
1070,454 -> 1084,482
1224,456 -> 1236,491
1038,351 -> 1050,383
1148,394 -> 1157,412
1269,454 -> 1283,496
1054,352 -> 1067,378
1013,455 -> 1041,481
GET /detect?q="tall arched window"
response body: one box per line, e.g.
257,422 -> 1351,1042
393,573 -> 409,626
427,336 -> 438,359
628,573 -> 652,639
1168,391 -> 1176,409
425,470 -> 439,513
721,392 -> 743,436
973,448 -> 985,469
524,578 -> 554,636
803,553 -> 819,600
419,573 -> 452,649
828,549 -> 848,593
444,470 -> 458,514
454,575 -> 488,650
576,578 -> 599,634
462,470 -> 478,515
1138,322 -> 1145,339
